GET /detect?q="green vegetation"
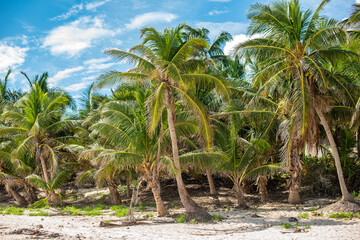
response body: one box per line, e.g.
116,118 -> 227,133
29,211 -> 50,216
297,212 -> 310,219
2,206 -> 25,215
0,0 -> 360,221
309,207 -> 317,212
212,215 -> 225,221
329,212 -> 359,219
282,223 -> 292,229
177,214 -> 186,223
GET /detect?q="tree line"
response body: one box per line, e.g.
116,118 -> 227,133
1,0 -> 360,221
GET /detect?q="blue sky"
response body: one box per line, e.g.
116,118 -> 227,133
0,0 -> 358,106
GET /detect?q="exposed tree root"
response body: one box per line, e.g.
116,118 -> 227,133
321,199 -> 360,213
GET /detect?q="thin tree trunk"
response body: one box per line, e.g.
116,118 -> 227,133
149,181 -> 169,216
206,169 -> 217,195
165,89 -> 211,221
126,176 -> 131,198
37,146 -> 50,186
233,181 -> 248,209
357,128 -> 360,160
288,170 -> 301,204
108,179 -> 122,205
315,106 -> 354,202
5,182 -> 28,206
256,175 -> 268,204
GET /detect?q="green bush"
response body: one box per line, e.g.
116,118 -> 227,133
4,206 -> 25,215
177,214 -> 186,223
83,209 -> 102,216
282,223 -> 292,229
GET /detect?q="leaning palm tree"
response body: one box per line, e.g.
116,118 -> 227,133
234,0 -> 360,210
0,83 -> 77,205
96,24 -> 230,220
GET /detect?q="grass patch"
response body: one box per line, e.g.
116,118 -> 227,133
304,224 -> 311,229
189,219 -> 196,224
3,206 -> 25,215
110,205 -> 129,218
212,215 -> 225,221
61,206 -> 81,216
177,214 -> 186,223
297,212 -> 310,219
147,212 -> 154,218
309,207 -> 317,211
83,209 -> 102,216
29,211 -> 49,216
329,212 -> 359,219
226,206 -> 231,211
282,223 -> 292,229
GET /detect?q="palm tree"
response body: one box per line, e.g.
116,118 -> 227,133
96,24 -> 229,220
0,83 -> 77,205
79,85 -> 170,215
234,0 -> 360,208
27,169 -> 70,207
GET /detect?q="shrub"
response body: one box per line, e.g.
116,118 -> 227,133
297,212 -> 310,219
177,214 -> 186,223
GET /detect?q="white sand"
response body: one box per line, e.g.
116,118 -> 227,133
0,206 -> 359,240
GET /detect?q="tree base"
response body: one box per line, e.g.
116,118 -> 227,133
185,209 -> 212,222
288,190 -> 301,204
321,199 -> 360,213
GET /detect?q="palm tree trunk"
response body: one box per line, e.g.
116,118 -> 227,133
288,169 -> 301,204
5,182 -> 28,206
126,176 -> 131,198
315,106 -> 354,202
256,175 -> 268,204
233,181 -> 248,209
37,146 -> 50,185
149,181 -> 169,216
206,169 -> 217,195
165,89 -> 211,221
25,183 -> 38,204
357,128 -> 360,160
108,179 -> 122,205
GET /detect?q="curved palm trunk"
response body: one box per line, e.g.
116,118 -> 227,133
126,176 -> 131,198
206,169 -> 217,195
165,89 -> 211,221
148,181 -> 169,216
315,107 -> 354,202
5,182 -> 28,206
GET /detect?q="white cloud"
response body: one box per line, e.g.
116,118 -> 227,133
223,34 -> 262,56
84,58 -> 116,73
0,43 -> 28,72
356,0 -> 360,3
208,9 -> 228,16
43,16 -> 114,56
86,0 -> 111,10
195,21 -> 248,38
64,82 -> 89,92
50,3 -> 83,21
125,12 -> 177,30
48,66 -> 84,87
84,58 -> 109,65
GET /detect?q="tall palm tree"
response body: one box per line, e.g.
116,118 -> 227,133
234,0 -> 360,208
96,24 -> 229,220
0,83 -> 77,205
